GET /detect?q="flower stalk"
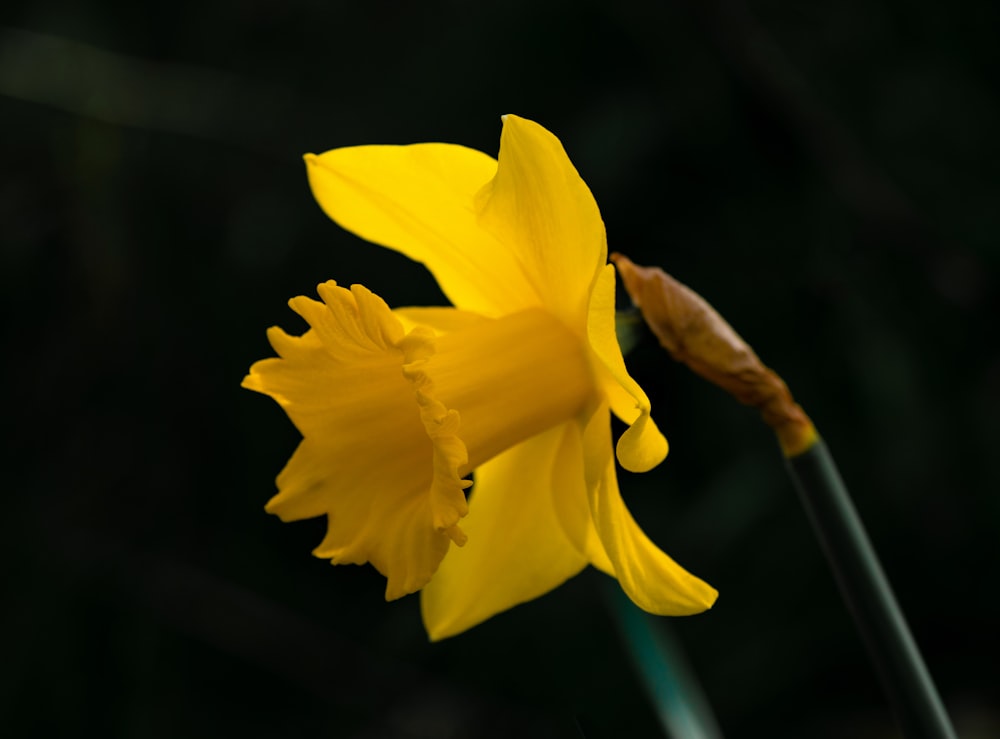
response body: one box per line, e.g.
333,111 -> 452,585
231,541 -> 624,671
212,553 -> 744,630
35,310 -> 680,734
605,582 -> 723,739
613,253 -> 956,739
785,440 -> 956,739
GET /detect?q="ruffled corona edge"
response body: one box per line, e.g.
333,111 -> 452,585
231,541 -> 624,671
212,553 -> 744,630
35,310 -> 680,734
397,325 -> 472,546
243,281 -> 471,599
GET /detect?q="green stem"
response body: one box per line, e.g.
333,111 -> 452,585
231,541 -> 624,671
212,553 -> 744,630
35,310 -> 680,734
785,439 -> 956,739
605,582 -> 724,739
615,308 -> 650,357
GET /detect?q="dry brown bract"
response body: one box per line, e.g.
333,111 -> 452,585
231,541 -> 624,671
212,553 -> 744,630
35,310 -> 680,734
611,253 -> 817,457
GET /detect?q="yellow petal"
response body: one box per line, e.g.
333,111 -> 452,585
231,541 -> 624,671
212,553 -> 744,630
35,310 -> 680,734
305,143 -> 532,317
476,115 -> 608,326
420,424 -> 589,641
587,264 -> 668,472
548,422 -> 615,575
306,116 -> 609,329
582,404 -> 718,615
392,306 -> 488,335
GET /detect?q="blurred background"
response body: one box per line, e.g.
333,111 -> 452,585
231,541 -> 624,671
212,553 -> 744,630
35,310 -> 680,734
3,0 -> 998,736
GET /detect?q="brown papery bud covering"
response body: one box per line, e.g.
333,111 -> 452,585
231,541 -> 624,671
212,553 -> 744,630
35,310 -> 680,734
611,253 -> 817,457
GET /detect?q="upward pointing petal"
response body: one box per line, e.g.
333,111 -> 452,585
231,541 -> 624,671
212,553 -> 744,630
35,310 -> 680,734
307,116 -> 609,328
476,115 -> 608,326
305,143 -> 532,317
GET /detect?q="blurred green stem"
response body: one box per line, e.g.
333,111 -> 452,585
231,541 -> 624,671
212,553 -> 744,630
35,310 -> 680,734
605,582 -> 724,739
615,308 -> 649,357
785,439 -> 956,739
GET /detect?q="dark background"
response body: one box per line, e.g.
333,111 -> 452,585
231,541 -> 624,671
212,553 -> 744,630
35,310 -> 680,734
3,1 -> 998,737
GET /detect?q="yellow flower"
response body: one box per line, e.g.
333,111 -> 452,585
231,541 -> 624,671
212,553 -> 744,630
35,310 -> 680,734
243,115 -> 717,640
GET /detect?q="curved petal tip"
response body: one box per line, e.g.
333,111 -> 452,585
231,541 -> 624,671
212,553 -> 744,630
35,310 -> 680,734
615,411 -> 668,473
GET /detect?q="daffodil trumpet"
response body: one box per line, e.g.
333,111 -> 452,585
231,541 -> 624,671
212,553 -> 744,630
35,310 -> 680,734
244,115 -> 717,640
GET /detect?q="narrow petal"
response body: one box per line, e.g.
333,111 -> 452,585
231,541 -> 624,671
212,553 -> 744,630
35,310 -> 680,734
305,143 -> 533,317
582,404 -> 718,615
476,115 -> 608,326
421,425 -> 589,641
587,264 -> 668,472
549,421 -> 615,575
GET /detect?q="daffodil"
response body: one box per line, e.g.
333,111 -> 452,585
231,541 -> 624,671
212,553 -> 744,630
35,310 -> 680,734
243,115 -> 717,640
